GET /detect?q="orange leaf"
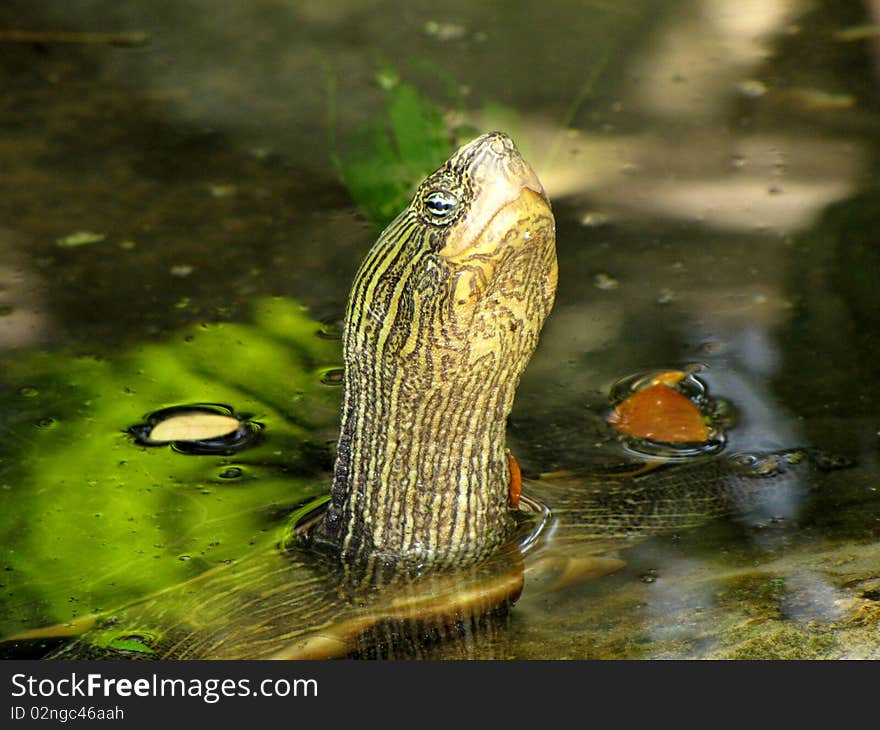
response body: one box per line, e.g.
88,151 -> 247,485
507,451 -> 522,509
608,383 -> 709,443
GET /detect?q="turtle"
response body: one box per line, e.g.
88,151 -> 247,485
6,132 -> 850,660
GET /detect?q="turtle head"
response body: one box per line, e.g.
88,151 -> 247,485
412,131 -> 548,253
410,132 -> 557,366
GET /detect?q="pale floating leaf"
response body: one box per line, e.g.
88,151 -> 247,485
147,412 -> 242,443
57,231 -> 106,247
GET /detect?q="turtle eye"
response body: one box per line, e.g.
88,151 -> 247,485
423,190 -> 460,221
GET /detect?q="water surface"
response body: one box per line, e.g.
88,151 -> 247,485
1,0 -> 878,658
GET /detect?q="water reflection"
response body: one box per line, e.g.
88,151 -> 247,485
0,0 -> 878,658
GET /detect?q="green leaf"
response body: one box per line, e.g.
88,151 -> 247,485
336,73 -> 453,228
341,117 -> 410,226
387,83 -> 449,185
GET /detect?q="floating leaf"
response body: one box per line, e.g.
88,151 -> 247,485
104,636 -> 156,654
141,411 -> 243,443
608,383 -> 709,443
56,231 -> 105,247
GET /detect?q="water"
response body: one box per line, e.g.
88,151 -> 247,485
1,0 -> 878,658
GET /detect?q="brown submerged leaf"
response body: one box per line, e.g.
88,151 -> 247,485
608,382 -> 709,443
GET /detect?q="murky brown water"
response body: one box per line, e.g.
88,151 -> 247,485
1,0 -> 878,658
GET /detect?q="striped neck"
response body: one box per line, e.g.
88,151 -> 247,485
328,320 -> 516,565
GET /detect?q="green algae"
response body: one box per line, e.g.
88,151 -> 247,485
0,297 -> 341,638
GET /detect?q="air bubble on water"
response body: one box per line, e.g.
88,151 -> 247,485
316,315 -> 344,340
219,467 -> 243,480
320,368 -> 344,386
